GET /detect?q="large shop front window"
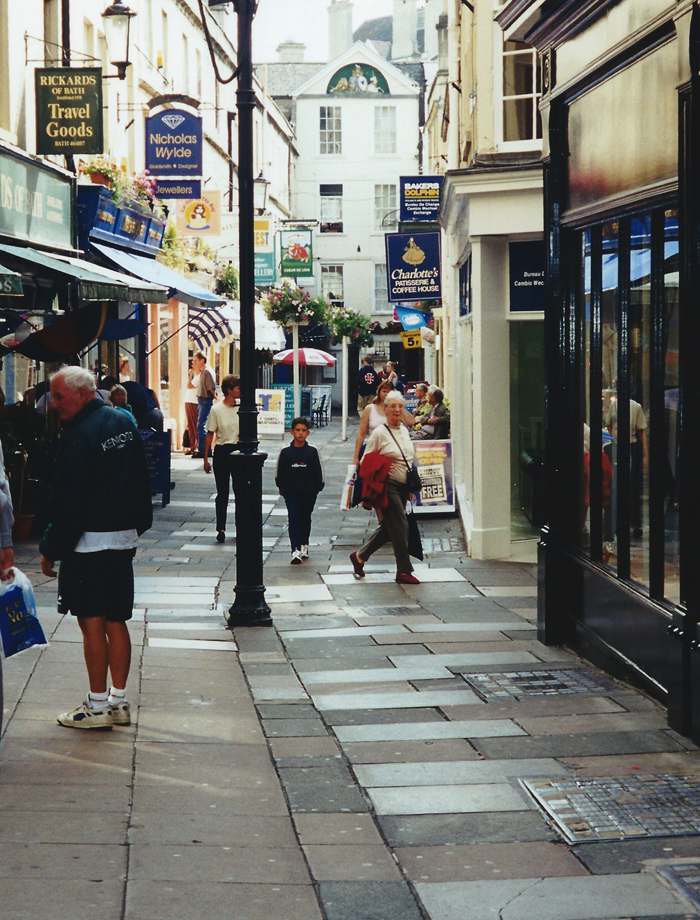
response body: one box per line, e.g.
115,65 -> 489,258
580,208 -> 679,604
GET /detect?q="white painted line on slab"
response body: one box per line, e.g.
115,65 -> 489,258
147,637 -> 237,651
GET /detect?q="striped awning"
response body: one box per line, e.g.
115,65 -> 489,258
188,306 -> 234,349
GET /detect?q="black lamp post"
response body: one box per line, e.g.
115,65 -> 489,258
227,0 -> 272,628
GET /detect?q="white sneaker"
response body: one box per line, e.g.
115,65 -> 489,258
57,701 -> 112,731
300,545 -> 309,559
291,550 -> 303,565
108,700 -> 131,725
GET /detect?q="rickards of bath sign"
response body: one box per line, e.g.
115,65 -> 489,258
35,68 -> 103,155
384,231 -> 442,302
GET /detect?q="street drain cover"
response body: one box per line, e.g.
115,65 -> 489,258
657,863 -> 700,911
521,774 -> 700,844
462,668 -> 616,701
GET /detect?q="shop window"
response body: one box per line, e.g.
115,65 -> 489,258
321,264 -> 343,306
501,39 -> 542,144
374,184 -> 397,231
510,321 -> 545,540
320,184 -> 343,233
373,263 -> 391,314
663,210 -> 680,604
374,106 -> 397,155
320,106 -> 342,156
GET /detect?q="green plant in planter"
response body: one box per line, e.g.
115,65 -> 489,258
160,223 -> 189,272
217,263 -> 239,300
328,305 -> 374,347
261,281 -> 328,326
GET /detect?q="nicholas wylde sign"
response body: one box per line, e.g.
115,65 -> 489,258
35,68 -> 103,156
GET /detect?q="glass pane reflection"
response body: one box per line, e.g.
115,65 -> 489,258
601,223 -> 618,570
664,210 -> 680,604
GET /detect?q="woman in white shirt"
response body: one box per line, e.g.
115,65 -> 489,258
352,379 -> 414,467
350,391 -> 420,584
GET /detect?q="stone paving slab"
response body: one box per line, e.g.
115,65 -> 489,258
277,766 -> 370,813
367,782 -> 530,816
127,812 -> 300,847
316,880 -> 425,920
0,842 -> 127,878
333,718 -> 522,743
0,880 -> 125,920
354,758 -> 569,788
128,843 -> 312,883
124,881 -> 323,920
303,843 -> 403,880
0,811 -> 129,844
414,875 -> 691,920
314,689 -> 481,711
298,665 -> 456,684
574,836 -> 700,875
395,840 -> 588,882
472,731 -> 686,760
377,812 -> 556,847
342,739 -> 481,764
293,813 -> 386,846
323,707 -> 448,725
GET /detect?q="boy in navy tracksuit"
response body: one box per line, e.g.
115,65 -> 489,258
275,417 -> 325,564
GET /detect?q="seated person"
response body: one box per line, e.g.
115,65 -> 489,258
411,387 -> 450,440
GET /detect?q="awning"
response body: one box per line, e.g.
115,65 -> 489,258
48,252 -> 168,303
188,306 -> 234,350
0,262 -> 24,297
254,304 -> 285,351
92,242 -> 225,308
0,243 -> 167,303
0,302 -> 107,362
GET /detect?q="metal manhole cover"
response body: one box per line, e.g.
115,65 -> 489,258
521,774 -> 700,844
462,668 -> 616,701
657,863 -> 700,912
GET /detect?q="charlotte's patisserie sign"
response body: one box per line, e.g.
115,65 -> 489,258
384,231 -> 442,302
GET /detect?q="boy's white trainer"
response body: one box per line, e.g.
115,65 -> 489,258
291,550 -> 303,565
300,545 -> 309,559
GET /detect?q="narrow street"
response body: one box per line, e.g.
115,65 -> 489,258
1,419 -> 698,920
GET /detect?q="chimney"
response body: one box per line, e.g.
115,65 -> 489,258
328,0 -> 354,61
392,0 -> 418,61
277,41 -> 306,63
437,13 -> 448,72
423,0 -> 445,62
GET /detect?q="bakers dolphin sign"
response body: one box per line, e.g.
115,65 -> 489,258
384,231 -> 442,302
145,108 -> 203,176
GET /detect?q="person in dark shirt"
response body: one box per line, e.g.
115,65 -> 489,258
275,417 -> 325,565
356,357 -> 379,415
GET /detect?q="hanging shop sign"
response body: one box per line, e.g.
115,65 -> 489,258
509,240 -> 545,312
280,230 -> 313,278
400,176 -> 443,222
385,231 -> 441,302
413,439 -> 455,515
255,217 -> 276,286
256,389 -> 285,439
145,108 -> 203,176
395,304 -> 432,331
400,329 -> 422,349
154,178 -> 202,199
35,67 -> 103,156
0,147 -> 72,250
173,190 -> 221,237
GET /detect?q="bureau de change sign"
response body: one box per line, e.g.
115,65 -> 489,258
385,231 -> 442,302
145,108 -> 202,176
35,68 -> 103,156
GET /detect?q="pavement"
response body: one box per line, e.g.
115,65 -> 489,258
2,418 -> 700,920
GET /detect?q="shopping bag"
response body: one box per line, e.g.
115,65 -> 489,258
0,568 -> 47,658
340,464 -> 356,510
407,511 -> 424,561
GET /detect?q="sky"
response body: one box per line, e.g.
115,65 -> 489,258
252,0 -> 396,64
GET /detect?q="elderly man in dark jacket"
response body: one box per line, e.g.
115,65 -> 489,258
40,366 -> 152,730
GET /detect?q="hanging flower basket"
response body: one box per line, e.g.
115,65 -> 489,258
261,281 -> 328,327
328,305 -> 374,347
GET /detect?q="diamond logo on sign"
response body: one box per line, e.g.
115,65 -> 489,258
161,114 -> 186,130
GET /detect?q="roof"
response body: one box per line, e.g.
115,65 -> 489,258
354,16 -> 392,44
255,63 -> 326,97
395,62 -> 426,87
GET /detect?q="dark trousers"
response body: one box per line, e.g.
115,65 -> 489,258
213,444 -> 237,531
283,491 -> 317,551
359,480 -> 413,575
185,402 -> 198,452
197,397 -> 213,455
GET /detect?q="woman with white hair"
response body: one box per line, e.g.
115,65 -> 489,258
350,391 -> 420,585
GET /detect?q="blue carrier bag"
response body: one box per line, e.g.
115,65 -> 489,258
0,568 -> 47,658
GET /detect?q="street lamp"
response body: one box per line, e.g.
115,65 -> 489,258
254,172 -> 270,214
227,0 -> 272,628
102,1 -> 136,80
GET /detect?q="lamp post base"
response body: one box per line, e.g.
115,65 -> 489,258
227,587 -> 272,628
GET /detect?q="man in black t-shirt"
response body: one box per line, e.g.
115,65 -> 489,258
356,357 -> 379,415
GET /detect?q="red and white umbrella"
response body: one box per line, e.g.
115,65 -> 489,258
273,347 -> 337,367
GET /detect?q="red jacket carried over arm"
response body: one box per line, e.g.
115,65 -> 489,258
359,451 -> 393,510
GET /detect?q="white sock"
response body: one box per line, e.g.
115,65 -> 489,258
108,687 -> 127,705
88,690 -> 109,710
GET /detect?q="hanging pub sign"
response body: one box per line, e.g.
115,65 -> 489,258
154,178 -> 202,199
145,108 -> 203,176
35,67 -> 103,156
400,176 -> 444,222
280,230 -> 313,278
385,231 -> 442,302
509,240 -> 545,312
255,217 -> 276,286
173,191 -> 221,237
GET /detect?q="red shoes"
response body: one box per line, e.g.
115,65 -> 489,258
349,552 -> 365,577
396,572 -> 421,585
